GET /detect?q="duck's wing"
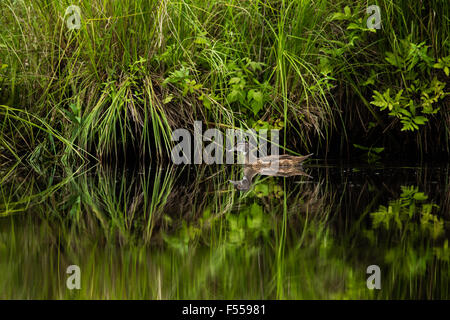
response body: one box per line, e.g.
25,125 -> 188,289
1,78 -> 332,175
258,153 -> 313,163
285,153 -> 314,162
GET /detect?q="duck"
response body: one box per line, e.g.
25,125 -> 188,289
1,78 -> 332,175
229,141 -> 313,167
228,141 -> 313,191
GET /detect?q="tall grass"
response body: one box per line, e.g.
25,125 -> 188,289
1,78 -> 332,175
0,0 -> 448,161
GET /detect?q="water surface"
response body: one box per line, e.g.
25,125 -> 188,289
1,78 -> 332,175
0,162 -> 448,299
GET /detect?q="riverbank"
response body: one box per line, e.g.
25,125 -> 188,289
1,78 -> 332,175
0,0 -> 449,164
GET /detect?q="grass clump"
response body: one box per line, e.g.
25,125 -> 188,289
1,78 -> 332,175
0,0 -> 448,162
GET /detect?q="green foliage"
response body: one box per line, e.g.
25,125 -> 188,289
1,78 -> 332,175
0,0 -> 449,159
0,63 -> 7,99
353,144 -> 384,163
434,55 -> 450,76
63,103 -> 82,126
252,118 -> 284,132
226,202 -> 271,246
370,39 -> 448,132
253,180 -> 284,200
367,185 -> 448,281
384,39 -> 434,73
370,186 -> 443,239
0,63 -> 7,82
328,5 -> 377,52
163,66 -> 203,97
225,59 -> 271,117
324,2 -> 449,154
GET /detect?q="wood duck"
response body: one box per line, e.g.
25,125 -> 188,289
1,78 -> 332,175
229,141 -> 313,191
229,141 -> 313,167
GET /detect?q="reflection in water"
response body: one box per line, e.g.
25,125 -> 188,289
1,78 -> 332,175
229,165 -> 312,191
0,163 -> 449,299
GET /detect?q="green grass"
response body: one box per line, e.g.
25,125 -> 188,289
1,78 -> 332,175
0,0 -> 448,162
0,1 -> 449,300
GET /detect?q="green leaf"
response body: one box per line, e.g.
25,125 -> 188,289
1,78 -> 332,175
229,77 -> 242,85
254,184 -> 269,197
353,144 -> 369,151
330,12 -> 347,21
250,100 -> 263,115
248,90 -> 263,103
372,147 -> 385,154
247,60 -> 264,72
347,23 -> 362,31
69,103 -> 79,115
344,6 -> 351,17
163,94 -> 174,104
413,116 -> 428,125
385,52 -> 401,67
413,193 -> 428,201
194,37 -> 210,46
203,97 -> 211,110
227,89 -> 244,104
399,108 -> 411,117
362,75 -> 375,86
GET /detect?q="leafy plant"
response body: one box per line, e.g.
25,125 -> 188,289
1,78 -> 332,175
433,55 -> 450,76
370,39 -> 448,131
0,63 -> 7,82
384,39 -> 434,75
163,66 -> 203,97
63,103 -> 82,126
353,144 -> 384,163
370,186 -> 443,238
226,59 -> 271,117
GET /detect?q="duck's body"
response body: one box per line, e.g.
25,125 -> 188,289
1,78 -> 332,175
231,141 -> 313,167
248,153 -> 314,169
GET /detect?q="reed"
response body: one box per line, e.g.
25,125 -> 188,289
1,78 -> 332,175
1,0 -> 448,162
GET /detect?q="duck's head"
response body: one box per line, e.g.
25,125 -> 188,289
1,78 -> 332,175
229,141 -> 260,164
229,176 -> 251,191
228,141 -> 250,155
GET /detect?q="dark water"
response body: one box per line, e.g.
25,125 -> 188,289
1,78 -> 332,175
0,162 -> 449,299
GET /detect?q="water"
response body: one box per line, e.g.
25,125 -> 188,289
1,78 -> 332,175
0,162 -> 449,299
